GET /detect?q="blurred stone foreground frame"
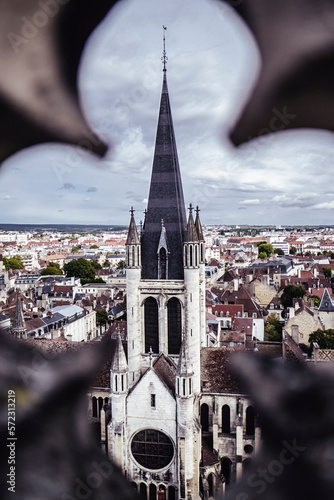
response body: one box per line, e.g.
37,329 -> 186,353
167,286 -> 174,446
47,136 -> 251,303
1,1 -> 334,500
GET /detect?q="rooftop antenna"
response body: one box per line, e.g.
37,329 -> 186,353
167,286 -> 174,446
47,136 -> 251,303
162,25 -> 168,72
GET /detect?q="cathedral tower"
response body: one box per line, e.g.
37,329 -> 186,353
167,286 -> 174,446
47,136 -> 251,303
111,30 -> 205,500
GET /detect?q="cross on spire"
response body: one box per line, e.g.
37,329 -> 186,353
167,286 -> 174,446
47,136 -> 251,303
129,206 -> 135,216
162,26 -> 168,72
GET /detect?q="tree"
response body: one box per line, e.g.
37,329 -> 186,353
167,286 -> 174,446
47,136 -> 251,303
309,329 -> 334,350
265,313 -> 283,341
322,266 -> 332,279
259,252 -> 267,259
91,260 -> 102,270
96,308 -> 109,325
289,246 -> 297,255
71,245 -> 81,253
40,262 -> 62,276
64,258 -> 96,282
280,284 -> 306,309
103,259 -> 110,268
90,244 -> 99,249
258,243 -> 274,258
307,295 -> 320,307
3,255 -> 24,270
96,308 -> 109,335
117,260 -> 125,270
274,247 -> 284,256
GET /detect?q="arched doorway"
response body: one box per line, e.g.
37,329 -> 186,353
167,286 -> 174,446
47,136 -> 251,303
140,483 -> 147,500
149,483 -> 157,500
220,457 -> 232,485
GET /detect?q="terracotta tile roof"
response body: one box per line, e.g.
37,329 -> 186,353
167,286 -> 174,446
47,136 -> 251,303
201,348 -> 243,394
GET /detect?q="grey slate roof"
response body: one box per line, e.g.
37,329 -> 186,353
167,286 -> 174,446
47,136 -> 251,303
140,71 -> 187,280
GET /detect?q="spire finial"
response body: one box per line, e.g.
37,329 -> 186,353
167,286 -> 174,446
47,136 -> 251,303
162,26 -> 168,72
196,205 -> 200,215
188,203 -> 193,214
130,206 -> 135,217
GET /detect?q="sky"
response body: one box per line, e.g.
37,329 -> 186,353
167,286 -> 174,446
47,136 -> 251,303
1,0 -> 334,226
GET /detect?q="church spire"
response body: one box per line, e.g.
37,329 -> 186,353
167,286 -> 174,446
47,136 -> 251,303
141,32 -> 187,280
12,289 -> 26,338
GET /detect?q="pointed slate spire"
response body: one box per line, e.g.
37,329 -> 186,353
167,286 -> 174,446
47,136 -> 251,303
157,220 -> 169,253
12,290 -> 26,336
186,204 -> 199,243
318,288 -> 334,312
126,207 -> 140,245
111,334 -> 128,373
195,206 -> 204,242
141,47 -> 187,280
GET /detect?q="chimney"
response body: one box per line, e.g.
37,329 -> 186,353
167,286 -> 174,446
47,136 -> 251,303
288,307 -> 295,319
297,268 -> 301,278
291,324 -> 299,343
233,279 -> 238,292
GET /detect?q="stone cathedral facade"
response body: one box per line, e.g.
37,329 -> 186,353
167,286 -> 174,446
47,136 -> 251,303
99,60 -> 262,500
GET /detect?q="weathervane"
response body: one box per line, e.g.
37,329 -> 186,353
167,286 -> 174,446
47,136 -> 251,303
162,25 -> 168,71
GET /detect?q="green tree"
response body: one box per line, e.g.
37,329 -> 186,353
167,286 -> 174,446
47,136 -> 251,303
96,308 -> 109,335
96,308 -> 109,325
322,266 -> 333,279
274,248 -> 284,256
289,246 -> 297,255
64,258 -> 96,282
3,255 -> 24,270
91,260 -> 102,270
117,260 -> 125,270
280,284 -> 306,309
307,295 -> 320,307
259,252 -> 267,259
71,245 -> 81,253
40,262 -> 62,276
309,329 -> 334,350
258,243 -> 274,257
90,244 -> 99,249
265,313 -> 283,341
103,259 -> 110,268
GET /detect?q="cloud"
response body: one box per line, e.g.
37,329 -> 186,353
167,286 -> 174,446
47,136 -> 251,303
87,187 -> 97,192
272,193 -> 319,209
3,195 -> 11,200
60,183 -> 75,190
239,199 -> 260,206
84,197 -> 91,202
313,201 -> 334,210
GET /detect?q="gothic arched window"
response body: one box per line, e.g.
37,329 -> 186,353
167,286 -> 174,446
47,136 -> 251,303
246,406 -> 255,436
201,403 -> 209,432
167,298 -> 182,354
222,405 -> 231,433
144,297 -> 159,353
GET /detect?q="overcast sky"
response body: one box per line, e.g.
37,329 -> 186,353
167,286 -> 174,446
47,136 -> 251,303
1,0 -> 334,227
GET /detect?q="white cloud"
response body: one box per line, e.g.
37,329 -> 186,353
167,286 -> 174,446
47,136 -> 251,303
239,199 -> 260,206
